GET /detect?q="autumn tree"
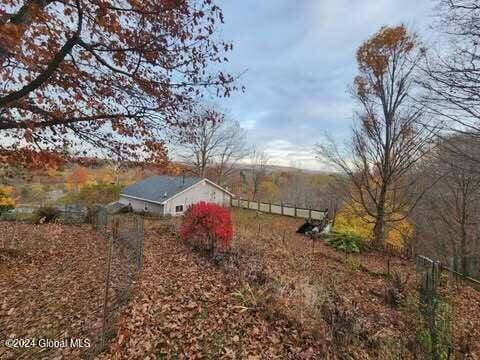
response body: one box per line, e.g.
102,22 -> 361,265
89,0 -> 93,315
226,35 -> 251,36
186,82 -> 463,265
210,120 -> 249,186
0,185 -> 15,212
258,178 -> 279,203
316,25 -> 434,248
66,165 -> 90,191
249,148 -> 269,200
94,166 -> 117,185
0,0 -> 236,168
173,108 -> 248,183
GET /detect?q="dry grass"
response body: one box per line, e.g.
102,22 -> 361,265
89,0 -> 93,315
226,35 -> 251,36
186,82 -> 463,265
229,208 -> 480,358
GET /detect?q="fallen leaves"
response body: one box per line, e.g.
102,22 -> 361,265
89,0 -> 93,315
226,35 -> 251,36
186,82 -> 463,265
0,222 -> 131,359
97,224 -> 320,359
1,212 -> 479,359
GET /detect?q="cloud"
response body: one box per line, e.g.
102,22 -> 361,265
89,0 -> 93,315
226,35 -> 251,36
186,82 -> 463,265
218,0 -> 433,170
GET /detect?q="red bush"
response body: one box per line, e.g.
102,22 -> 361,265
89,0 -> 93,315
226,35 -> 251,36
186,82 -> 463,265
179,202 -> 233,252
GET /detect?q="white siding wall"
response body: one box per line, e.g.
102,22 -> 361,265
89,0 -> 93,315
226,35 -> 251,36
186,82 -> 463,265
164,180 -> 231,216
119,195 -> 164,215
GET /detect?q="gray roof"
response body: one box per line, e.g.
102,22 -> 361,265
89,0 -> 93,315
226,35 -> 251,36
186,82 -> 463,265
121,175 -> 203,203
105,201 -> 130,214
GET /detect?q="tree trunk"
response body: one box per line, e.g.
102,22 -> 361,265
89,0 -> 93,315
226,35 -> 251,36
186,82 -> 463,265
373,192 -> 386,249
460,192 -> 469,276
373,212 -> 385,249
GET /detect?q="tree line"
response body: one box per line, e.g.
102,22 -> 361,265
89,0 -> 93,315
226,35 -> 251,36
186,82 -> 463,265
316,1 -> 480,273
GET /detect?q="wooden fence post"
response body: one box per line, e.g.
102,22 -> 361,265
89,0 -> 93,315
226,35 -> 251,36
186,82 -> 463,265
309,207 -> 312,219
269,202 -> 272,213
294,204 -> 297,217
281,202 -> 284,215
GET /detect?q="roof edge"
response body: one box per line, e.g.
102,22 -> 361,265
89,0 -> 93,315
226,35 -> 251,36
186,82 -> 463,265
204,178 -> 235,197
162,178 -> 234,204
119,193 -> 165,206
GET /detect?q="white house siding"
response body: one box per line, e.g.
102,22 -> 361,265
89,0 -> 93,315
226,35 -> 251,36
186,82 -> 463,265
119,195 -> 164,215
164,180 -> 231,216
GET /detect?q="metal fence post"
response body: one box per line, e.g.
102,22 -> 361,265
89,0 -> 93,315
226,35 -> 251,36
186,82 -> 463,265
137,215 -> 144,271
101,231 -> 114,347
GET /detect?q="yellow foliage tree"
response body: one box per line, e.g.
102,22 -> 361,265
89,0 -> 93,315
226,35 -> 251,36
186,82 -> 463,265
259,180 -> 280,203
0,185 -> 16,211
334,203 -> 413,250
94,166 -> 116,184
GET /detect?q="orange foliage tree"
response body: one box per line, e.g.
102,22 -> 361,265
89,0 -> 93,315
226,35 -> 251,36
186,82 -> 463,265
317,25 -> 434,249
66,165 -> 90,191
0,0 -> 237,168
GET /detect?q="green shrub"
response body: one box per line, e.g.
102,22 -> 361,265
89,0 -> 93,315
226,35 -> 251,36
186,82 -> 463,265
0,210 -> 16,221
0,204 -> 14,214
327,232 -> 363,253
34,206 -> 61,223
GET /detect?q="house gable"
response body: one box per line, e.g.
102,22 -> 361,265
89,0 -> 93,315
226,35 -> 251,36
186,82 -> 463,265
163,178 -> 233,204
163,179 -> 232,215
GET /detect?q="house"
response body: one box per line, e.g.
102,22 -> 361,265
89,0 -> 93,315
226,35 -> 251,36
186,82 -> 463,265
118,175 -> 233,216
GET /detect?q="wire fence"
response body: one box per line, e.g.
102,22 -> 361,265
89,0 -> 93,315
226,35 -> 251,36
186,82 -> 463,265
93,207 -> 145,348
0,204 -> 88,223
444,256 -> 480,281
414,254 -> 480,358
417,255 -> 480,290
230,198 -> 328,220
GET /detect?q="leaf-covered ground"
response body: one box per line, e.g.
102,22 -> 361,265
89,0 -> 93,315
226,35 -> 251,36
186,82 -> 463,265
98,221 -> 323,359
1,210 -> 479,359
0,221 -> 135,360
100,210 -> 480,358
229,210 -> 480,357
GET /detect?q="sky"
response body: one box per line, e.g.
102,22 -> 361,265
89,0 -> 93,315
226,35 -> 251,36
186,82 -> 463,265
215,0 -> 435,171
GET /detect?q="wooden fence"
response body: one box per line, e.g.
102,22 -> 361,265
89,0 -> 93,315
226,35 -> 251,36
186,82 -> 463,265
230,198 -> 327,221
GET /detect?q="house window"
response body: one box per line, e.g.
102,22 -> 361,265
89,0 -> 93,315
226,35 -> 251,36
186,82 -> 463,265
175,205 -> 184,213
